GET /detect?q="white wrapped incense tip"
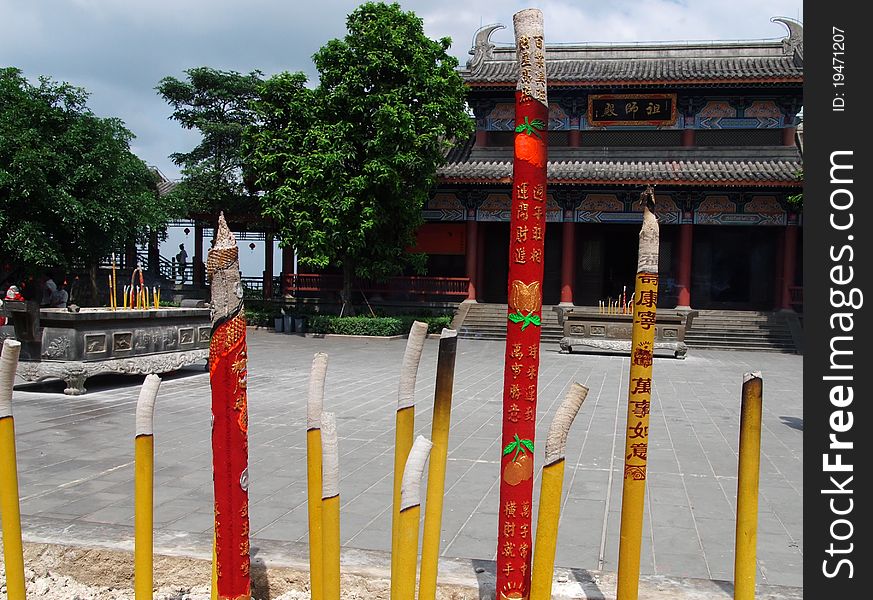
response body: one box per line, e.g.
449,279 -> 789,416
321,412 -> 340,499
513,8 -> 547,106
0,339 -> 22,418
135,374 -> 162,436
400,435 -> 433,511
743,371 -> 763,383
637,203 -> 660,274
544,383 -> 589,466
397,321 -> 428,410
440,328 -> 458,339
214,212 -> 236,250
307,353 -> 329,430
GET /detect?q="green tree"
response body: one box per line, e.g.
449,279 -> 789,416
0,67 -> 179,301
156,67 -> 264,217
247,2 -> 474,313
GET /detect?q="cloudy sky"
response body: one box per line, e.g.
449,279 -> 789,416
4,0 -> 803,181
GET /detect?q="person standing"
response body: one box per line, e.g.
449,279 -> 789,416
176,243 -> 189,283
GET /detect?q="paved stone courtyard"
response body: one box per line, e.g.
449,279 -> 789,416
10,330 -> 802,587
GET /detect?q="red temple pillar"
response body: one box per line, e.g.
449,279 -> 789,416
193,223 -> 205,285
569,129 -> 581,147
465,219 -> 478,301
681,128 -> 695,147
263,232 -> 274,300
780,224 -> 799,310
475,129 -> 488,147
782,126 -> 796,147
476,224 -> 486,300
560,219 -> 576,305
675,223 -> 693,309
281,245 -> 294,295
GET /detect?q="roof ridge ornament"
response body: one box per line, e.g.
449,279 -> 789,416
771,17 -> 803,63
467,23 -> 505,72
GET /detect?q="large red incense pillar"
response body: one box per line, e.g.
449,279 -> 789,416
675,223 -> 693,309
466,220 -> 479,301
208,213 -> 251,599
497,10 -> 548,600
560,220 -> 576,305
780,224 -> 798,310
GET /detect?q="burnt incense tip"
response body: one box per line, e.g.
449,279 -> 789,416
513,7 -> 543,21
743,371 -> 763,383
440,328 -> 458,339
214,212 -> 236,251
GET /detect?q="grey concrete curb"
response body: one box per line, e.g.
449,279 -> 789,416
18,515 -> 802,600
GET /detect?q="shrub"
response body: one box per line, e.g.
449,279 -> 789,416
397,315 -> 453,334
304,314 -> 453,336
244,307 -> 276,327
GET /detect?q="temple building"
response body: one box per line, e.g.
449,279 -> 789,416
415,18 -> 803,312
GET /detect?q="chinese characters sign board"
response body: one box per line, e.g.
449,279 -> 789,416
588,94 -> 677,126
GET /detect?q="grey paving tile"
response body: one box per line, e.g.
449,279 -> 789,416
10,333 -> 802,587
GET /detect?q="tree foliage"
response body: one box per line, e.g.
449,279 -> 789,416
246,2 -> 474,311
0,67 -> 178,282
787,168 -> 803,211
156,67 -> 264,216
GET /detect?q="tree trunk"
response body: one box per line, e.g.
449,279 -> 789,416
88,263 -> 99,307
340,260 -> 356,316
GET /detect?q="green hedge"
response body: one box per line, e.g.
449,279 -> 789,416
244,307 -> 277,327
306,315 -> 453,336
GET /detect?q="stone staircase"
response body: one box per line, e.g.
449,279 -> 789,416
456,304 -> 799,353
457,303 -> 563,343
684,310 -> 798,353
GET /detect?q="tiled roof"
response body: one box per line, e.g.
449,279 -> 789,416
156,179 -> 177,197
437,159 -> 802,187
463,19 -> 803,87
468,56 -> 802,86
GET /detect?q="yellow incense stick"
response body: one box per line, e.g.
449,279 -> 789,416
530,383 -> 589,600
419,329 -> 458,600
307,353 -> 328,600
134,375 -> 161,600
0,340 -> 25,600
396,436 -> 432,600
321,412 -> 340,600
390,321 -> 428,600
734,373 -> 763,600
616,188 -> 660,600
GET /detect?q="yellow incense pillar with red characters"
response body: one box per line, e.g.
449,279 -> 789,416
616,186 -> 660,600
